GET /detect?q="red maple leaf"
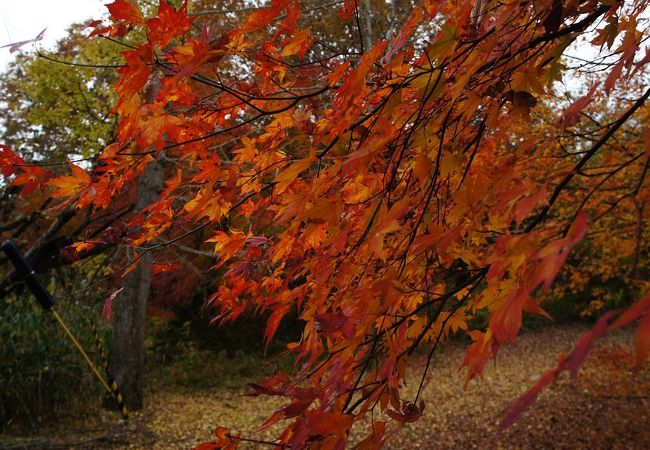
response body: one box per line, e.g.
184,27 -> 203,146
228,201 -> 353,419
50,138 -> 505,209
147,0 -> 194,48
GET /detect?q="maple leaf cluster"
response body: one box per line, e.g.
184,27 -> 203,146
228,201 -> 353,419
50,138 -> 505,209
2,0 -> 650,447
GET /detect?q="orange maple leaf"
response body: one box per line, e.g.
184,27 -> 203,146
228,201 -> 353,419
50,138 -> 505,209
281,29 -> 312,59
206,230 -> 249,267
106,0 -> 144,26
239,0 -> 290,35
48,162 -> 91,198
115,44 -> 154,99
274,157 -> 313,194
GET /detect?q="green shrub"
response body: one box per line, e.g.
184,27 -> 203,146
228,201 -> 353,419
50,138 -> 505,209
0,293 -> 109,431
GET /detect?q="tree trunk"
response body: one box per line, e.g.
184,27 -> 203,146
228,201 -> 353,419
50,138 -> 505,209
110,159 -> 162,410
364,0 -> 373,49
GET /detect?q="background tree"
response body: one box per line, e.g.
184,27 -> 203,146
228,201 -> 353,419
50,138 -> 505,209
0,20 -> 126,425
0,0 -> 296,414
0,25 -> 119,160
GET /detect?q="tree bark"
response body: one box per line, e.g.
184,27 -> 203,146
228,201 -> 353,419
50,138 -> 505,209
364,0 -> 373,49
110,159 -> 162,410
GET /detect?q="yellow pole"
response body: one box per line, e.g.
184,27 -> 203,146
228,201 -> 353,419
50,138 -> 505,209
51,309 -> 128,419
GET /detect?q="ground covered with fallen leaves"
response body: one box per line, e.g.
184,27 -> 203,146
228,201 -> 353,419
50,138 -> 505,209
2,324 -> 649,449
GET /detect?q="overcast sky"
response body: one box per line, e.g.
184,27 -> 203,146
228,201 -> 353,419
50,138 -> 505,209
0,0 -> 106,69
0,0 -> 625,95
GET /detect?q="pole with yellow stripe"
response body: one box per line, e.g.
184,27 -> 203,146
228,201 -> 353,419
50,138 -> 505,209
88,317 -> 128,419
1,240 -> 128,420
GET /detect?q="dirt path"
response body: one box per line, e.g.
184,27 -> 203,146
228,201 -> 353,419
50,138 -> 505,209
2,325 -> 649,449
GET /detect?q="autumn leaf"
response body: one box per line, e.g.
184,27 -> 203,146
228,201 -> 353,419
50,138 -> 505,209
70,241 -> 98,255
383,6 -> 423,63
386,400 -> 425,423
326,60 -> 350,87
499,366 -> 560,432
634,314 -> 650,365
463,330 -> 494,385
555,83 -> 599,128
264,304 -> 290,349
510,91 -> 538,121
0,27 -> 46,53
213,425 -> 236,448
489,289 -> 530,344
167,28 -> 228,81
238,0 -> 290,35
531,213 -> 588,290
280,29 -> 312,59
0,145 -> 54,196
206,230 -> 248,267
106,0 -> 144,26
48,162 -> 91,198
137,104 -> 183,150
102,287 -> 124,322
274,158 -> 313,194
115,44 -> 154,99
610,295 -> 650,331
9,169 -> 53,197
147,0 -> 194,48
356,421 -> 386,450
17,0 -> 650,447
0,144 -> 22,177
338,0 -> 355,20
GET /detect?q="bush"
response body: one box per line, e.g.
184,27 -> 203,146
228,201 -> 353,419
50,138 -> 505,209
148,295 -> 302,358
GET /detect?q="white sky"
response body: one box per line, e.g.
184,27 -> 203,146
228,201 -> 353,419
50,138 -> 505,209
0,0 -> 106,69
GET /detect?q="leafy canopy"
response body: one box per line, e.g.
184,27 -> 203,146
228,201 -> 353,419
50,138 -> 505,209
2,0 -> 650,448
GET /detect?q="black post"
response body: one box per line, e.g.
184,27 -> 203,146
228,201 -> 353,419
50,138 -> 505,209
1,240 -> 55,310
